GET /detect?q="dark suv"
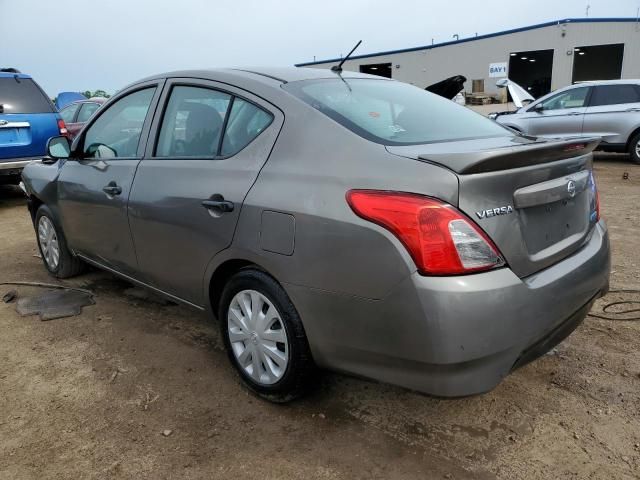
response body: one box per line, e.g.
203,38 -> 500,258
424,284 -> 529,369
0,69 -> 67,184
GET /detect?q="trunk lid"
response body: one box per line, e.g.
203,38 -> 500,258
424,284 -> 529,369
387,136 -> 601,278
0,76 -> 59,160
0,113 -> 60,159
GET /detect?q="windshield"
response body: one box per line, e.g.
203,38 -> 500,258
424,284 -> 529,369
284,78 -> 511,145
0,77 -> 55,114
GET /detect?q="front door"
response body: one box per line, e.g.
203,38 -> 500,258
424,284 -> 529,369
128,79 -> 283,306
57,83 -> 162,275
525,86 -> 591,138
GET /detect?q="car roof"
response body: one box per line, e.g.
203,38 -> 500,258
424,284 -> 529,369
0,72 -> 32,79
571,79 -> 640,86
137,66 -> 382,85
63,98 -> 107,108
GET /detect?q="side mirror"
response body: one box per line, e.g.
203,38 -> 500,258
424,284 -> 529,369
532,103 -> 544,113
47,136 -> 71,159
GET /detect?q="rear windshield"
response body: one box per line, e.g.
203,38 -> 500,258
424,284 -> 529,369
0,77 -> 54,114
283,78 -> 510,145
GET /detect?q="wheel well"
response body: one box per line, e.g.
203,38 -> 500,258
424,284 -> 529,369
625,126 -> 640,151
28,194 -> 44,224
209,259 -> 260,315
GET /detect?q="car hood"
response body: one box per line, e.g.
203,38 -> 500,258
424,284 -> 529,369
425,75 -> 467,100
496,79 -> 534,108
55,92 -> 86,110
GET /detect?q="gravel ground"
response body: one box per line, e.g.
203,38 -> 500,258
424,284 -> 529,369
0,154 -> 638,479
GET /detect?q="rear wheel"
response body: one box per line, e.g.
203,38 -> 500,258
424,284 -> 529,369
218,268 -> 315,402
35,205 -> 84,278
629,132 -> 640,164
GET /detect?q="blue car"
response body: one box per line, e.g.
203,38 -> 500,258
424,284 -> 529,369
0,69 -> 66,184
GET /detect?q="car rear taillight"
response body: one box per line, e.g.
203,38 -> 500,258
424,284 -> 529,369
57,118 -> 69,137
346,190 -> 505,276
588,170 -> 600,221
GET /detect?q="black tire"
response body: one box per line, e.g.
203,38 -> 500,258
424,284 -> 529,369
34,205 -> 84,279
218,268 -> 315,402
629,132 -> 640,164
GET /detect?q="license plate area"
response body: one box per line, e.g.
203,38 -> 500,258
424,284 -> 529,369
519,193 -> 589,254
0,127 -> 30,146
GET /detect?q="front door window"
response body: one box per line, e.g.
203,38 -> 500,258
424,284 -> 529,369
540,87 -> 589,111
82,88 -> 155,158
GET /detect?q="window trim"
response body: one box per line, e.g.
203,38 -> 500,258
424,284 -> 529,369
73,81 -> 163,161
149,80 -> 275,161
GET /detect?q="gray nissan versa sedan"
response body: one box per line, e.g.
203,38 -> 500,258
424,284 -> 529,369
21,67 -> 610,402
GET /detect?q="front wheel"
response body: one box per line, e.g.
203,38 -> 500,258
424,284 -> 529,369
35,205 -> 84,278
218,268 -> 315,402
629,132 -> 640,164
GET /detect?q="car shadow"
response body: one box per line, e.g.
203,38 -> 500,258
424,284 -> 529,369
593,151 -> 631,164
0,184 -> 27,208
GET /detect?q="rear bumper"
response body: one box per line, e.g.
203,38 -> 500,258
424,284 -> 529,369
0,157 -> 40,173
287,221 -> 610,396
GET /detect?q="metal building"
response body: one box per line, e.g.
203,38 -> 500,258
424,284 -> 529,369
297,18 -> 640,99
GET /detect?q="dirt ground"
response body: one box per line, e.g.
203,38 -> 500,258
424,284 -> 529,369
0,154 -> 639,480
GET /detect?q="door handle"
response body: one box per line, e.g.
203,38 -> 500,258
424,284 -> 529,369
102,182 -> 122,196
202,197 -> 234,213
626,108 -> 640,113
567,112 -> 583,116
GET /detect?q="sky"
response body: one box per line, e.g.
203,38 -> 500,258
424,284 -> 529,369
1,0 -> 638,96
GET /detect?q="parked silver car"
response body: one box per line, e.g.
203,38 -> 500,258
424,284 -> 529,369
21,68 -> 610,402
495,80 -> 640,163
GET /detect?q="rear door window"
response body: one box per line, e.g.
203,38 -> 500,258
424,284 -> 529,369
156,86 -> 231,157
221,98 -> 273,156
59,103 -> 80,123
0,77 -> 55,114
76,102 -> 101,123
589,85 -> 640,107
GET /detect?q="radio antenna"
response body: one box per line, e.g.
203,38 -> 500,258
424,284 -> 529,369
331,40 -> 362,73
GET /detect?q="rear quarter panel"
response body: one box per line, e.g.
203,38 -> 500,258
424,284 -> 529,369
206,99 -> 460,301
582,103 -> 640,145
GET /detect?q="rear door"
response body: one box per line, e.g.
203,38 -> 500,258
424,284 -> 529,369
582,84 -> 640,145
0,75 -> 59,160
525,86 -> 591,138
57,82 -> 163,276
128,78 -> 283,306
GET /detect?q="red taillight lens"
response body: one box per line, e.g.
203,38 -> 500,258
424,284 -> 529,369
57,118 -> 69,136
346,190 -> 505,275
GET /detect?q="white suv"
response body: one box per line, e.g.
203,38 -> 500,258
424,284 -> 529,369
495,80 -> 640,164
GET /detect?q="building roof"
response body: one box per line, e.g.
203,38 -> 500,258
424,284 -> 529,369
296,18 -> 640,67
